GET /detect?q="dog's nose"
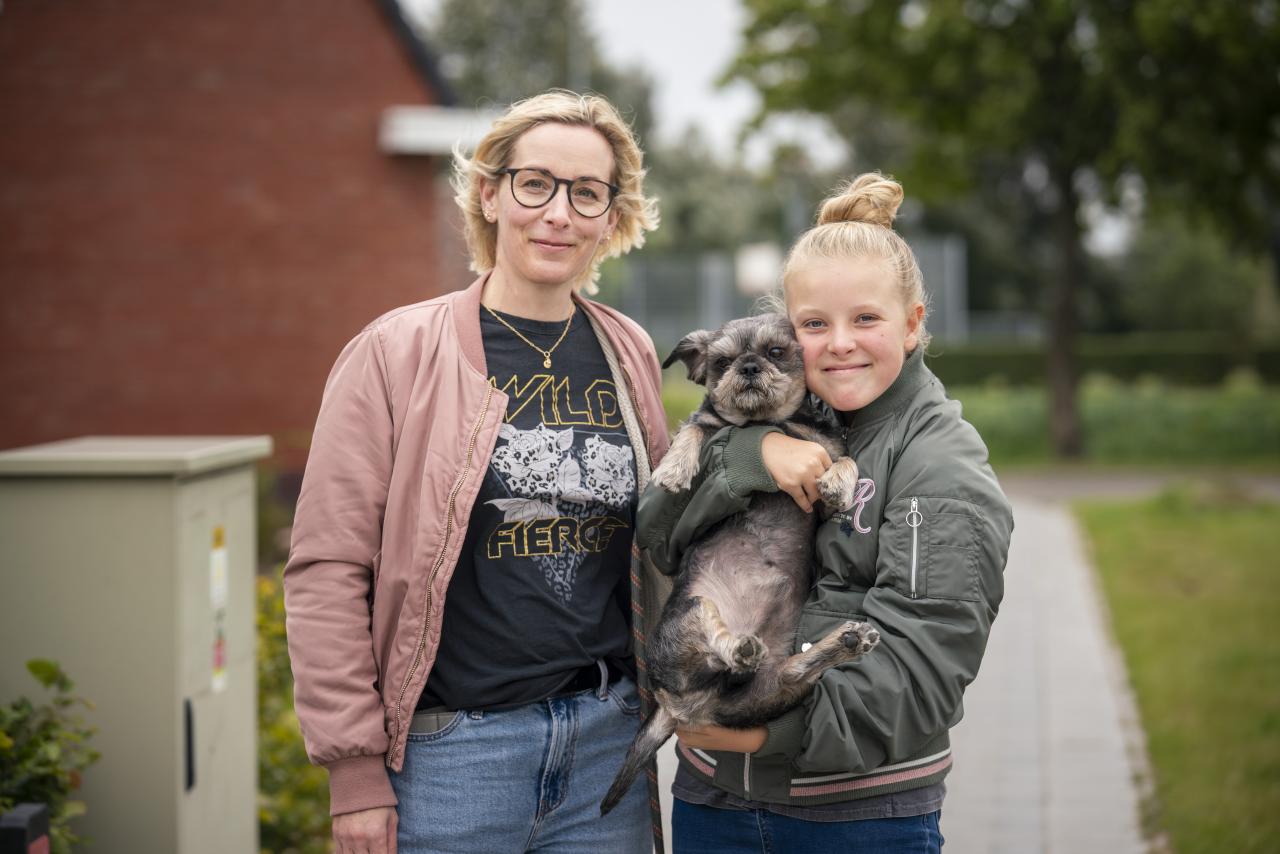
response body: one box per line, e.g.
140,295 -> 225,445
740,361 -> 761,377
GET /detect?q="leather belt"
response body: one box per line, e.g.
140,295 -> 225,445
554,658 -> 626,698
411,659 -> 627,732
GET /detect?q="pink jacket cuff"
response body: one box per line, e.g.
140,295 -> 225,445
326,754 -> 398,816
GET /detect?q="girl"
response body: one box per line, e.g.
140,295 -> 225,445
637,173 -> 1013,853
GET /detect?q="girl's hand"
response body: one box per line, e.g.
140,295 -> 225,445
333,806 -> 398,854
761,432 -> 832,513
676,724 -> 768,754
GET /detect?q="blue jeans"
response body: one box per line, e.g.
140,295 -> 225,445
390,676 -> 651,853
673,799 -> 944,854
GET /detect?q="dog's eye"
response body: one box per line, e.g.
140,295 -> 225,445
767,346 -> 786,359
715,356 -> 732,371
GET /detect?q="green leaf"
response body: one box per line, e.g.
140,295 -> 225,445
26,659 -> 72,693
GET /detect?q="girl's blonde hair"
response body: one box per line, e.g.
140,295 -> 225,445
451,90 -> 660,294
781,172 -> 930,349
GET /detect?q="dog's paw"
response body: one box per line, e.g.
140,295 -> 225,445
817,458 -> 860,512
730,635 -> 766,673
650,458 -> 696,493
651,428 -> 703,492
838,621 -> 879,657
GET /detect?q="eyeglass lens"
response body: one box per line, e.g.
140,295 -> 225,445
508,169 -> 613,217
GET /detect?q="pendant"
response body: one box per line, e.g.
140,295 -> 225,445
543,356 -> 552,369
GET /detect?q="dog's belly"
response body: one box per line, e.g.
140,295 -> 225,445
656,493 -> 819,725
685,492 -> 815,627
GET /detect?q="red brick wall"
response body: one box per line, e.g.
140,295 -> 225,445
0,1 -> 463,470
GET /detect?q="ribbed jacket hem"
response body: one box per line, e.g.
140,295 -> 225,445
676,737 -> 953,807
326,754 -> 397,816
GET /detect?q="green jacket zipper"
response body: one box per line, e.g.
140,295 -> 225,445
907,497 -> 922,598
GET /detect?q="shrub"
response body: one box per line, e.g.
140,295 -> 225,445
257,574 -> 332,854
951,375 -> 1280,465
0,660 -> 100,854
925,334 -> 1280,387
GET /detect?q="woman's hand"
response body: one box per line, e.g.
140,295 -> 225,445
333,806 -> 398,854
676,724 -> 767,754
762,432 -> 833,513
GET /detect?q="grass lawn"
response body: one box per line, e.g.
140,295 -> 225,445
1075,487 -> 1280,854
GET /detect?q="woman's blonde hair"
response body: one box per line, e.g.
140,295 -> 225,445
781,172 -> 930,350
452,90 -> 659,294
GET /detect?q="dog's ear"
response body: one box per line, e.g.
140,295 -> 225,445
663,329 -> 716,385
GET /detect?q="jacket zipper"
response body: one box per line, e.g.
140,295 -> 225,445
743,754 -> 752,799
907,497 -> 923,598
388,385 -> 495,764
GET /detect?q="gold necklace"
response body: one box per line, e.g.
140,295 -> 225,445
482,304 -> 575,369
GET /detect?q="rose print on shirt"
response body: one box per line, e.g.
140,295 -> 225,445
489,423 -> 578,503
485,424 -> 631,605
580,434 -> 635,508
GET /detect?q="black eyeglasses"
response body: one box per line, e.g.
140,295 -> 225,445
499,167 -> 619,218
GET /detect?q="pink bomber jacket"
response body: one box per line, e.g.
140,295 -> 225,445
283,274 -> 670,817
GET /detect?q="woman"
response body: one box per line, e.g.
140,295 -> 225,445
637,173 -> 1014,853
284,90 -> 670,854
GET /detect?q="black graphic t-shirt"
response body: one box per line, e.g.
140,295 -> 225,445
417,307 -> 637,711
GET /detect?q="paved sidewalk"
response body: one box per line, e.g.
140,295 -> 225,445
942,492 -> 1148,853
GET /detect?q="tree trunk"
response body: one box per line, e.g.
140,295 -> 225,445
1268,199 -> 1280,297
1047,175 -> 1084,457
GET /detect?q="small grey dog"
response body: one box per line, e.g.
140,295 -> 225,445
600,314 -> 879,814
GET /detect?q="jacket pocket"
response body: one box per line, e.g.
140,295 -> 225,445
894,496 -> 980,602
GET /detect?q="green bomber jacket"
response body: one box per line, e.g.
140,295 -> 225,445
636,347 -> 1014,806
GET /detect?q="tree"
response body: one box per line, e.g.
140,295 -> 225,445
1097,2 -> 1280,278
728,0 -> 1279,456
642,132 -> 841,254
428,0 -> 656,143
1114,214 -> 1277,341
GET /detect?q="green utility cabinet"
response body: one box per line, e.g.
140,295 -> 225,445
0,436 -> 271,853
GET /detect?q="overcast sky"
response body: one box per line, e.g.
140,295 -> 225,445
400,0 -> 846,168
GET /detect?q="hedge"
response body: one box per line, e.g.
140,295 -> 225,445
924,334 -> 1280,387
660,370 -> 1280,464
950,372 -> 1280,463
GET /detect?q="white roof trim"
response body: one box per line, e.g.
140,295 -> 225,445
378,105 -> 503,155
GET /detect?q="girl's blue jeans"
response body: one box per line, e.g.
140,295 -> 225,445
673,798 -> 944,853
389,675 -> 651,853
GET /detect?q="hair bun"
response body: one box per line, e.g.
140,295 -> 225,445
816,172 -> 904,229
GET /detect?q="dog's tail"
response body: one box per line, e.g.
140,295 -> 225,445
600,704 -> 677,815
